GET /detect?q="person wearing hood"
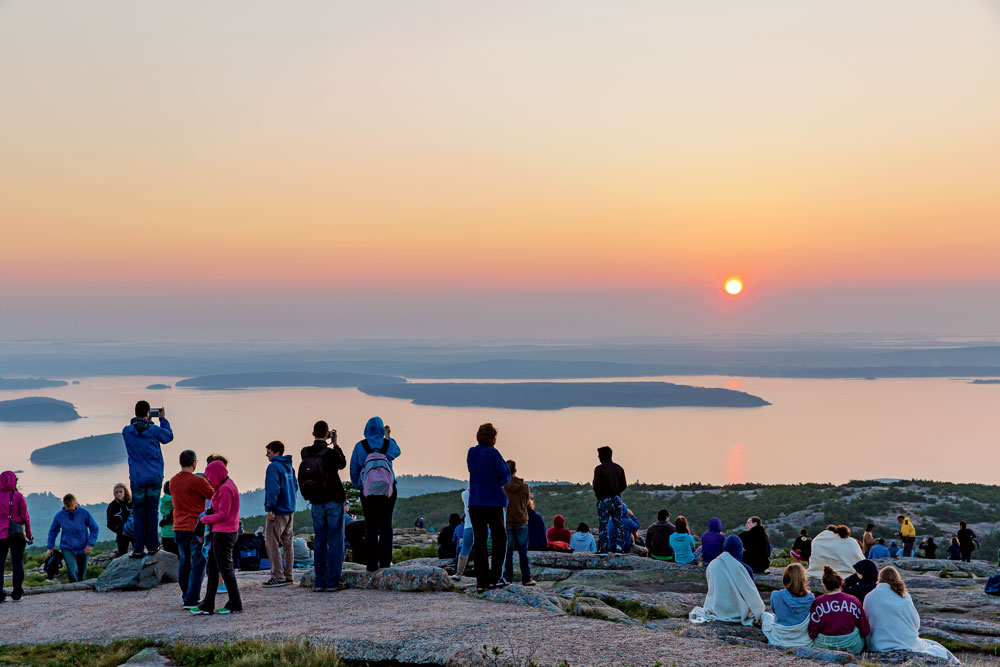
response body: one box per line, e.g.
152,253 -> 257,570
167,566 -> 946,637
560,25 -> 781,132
690,535 -> 764,626
47,493 -> 99,583
1,471 -> 32,603
193,460 -> 241,614
843,559 -> 879,604
350,416 -> 401,573
300,421 -> 348,590
502,460 -> 536,586
570,522 -> 597,552
669,516 -> 698,565
106,483 -> 132,557
739,516 -> 771,574
527,501 -> 547,551
262,440 -> 298,588
888,541 -> 900,558
438,513 -> 462,559
701,518 -> 725,566
592,446 -> 627,554
646,509 -> 676,561
467,423 -> 510,593
762,563 -> 815,647
809,566 -> 871,654
863,566 -> 958,662
547,515 -> 572,545
807,525 -> 866,579
896,515 -> 916,558
868,539 -> 890,560
121,400 -> 174,558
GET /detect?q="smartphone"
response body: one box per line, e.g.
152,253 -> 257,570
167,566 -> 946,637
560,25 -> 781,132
149,407 -> 163,418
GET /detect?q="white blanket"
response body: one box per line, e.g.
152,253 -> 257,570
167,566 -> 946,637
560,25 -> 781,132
806,530 -> 866,578
863,583 -> 958,663
689,552 -> 765,626
761,612 -> 812,647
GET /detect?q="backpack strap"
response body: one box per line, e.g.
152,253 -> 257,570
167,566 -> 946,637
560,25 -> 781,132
379,438 -> 391,455
362,440 -> 374,455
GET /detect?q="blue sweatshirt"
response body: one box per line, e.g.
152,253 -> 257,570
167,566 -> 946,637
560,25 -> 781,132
570,531 -> 597,552
47,507 -> 99,554
122,417 -> 174,486
770,588 -> 815,626
264,454 -> 298,515
867,544 -> 890,559
669,532 -> 697,564
467,443 -> 510,507
349,417 -> 401,488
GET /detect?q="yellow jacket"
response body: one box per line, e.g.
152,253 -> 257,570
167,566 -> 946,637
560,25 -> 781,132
900,517 -> 916,538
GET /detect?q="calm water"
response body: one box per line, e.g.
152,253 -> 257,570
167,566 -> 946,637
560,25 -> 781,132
1,375 -> 998,504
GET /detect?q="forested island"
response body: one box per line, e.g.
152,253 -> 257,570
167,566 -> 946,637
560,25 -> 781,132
357,381 -> 770,410
0,377 -> 67,390
29,433 -> 125,465
176,371 -> 406,389
0,397 -> 80,422
145,383 -> 171,390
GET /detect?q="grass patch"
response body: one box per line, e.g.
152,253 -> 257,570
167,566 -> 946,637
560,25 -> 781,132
0,639 -> 153,667
602,597 -> 670,623
391,544 -> 438,563
921,635 -> 1000,657
163,639 -> 345,666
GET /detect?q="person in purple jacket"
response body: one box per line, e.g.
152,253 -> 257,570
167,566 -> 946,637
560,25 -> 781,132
466,423 -> 510,594
701,517 -> 726,566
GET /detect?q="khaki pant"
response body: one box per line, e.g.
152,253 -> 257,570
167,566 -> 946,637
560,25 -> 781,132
265,514 -> 295,582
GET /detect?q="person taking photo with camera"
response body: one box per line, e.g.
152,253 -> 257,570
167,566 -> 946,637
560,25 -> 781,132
122,400 -> 174,558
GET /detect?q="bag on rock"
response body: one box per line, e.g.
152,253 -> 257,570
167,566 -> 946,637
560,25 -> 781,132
985,574 -> 1000,595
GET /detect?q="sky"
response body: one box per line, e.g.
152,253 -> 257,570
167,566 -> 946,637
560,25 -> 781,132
2,1 -> 999,341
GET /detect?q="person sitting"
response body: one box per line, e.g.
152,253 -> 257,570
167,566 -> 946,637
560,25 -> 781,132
689,535 -> 764,626
808,566 -> 870,654
918,537 -> 937,559
842,559 -> 878,604
570,522 -> 596,552
700,517 -> 725,566
762,562 -> 815,647
888,541 -> 900,558
868,538 -> 890,560
546,514 -> 572,545
807,525 -> 866,578
947,537 -> 962,561
621,505 -> 643,555
791,528 -> 812,564
646,509 -> 675,562
740,516 -> 771,574
863,566 -> 958,663
438,513 -> 462,559
526,501 -> 547,551
669,516 -> 697,565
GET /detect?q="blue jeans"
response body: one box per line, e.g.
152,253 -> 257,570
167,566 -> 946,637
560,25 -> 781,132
311,502 -> 345,589
503,525 -> 531,584
62,550 -> 89,583
131,483 -> 161,554
175,530 -> 206,605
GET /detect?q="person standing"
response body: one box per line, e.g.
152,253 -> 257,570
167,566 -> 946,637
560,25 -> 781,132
192,460 -> 241,615
896,515 -> 916,558
1,471 -> 32,603
467,423 -> 510,594
350,416 -> 400,573
957,521 -> 978,562
122,401 -> 173,557
862,524 -> 877,556
453,487 -> 475,579
592,446 -> 627,554
299,421 -> 348,591
263,440 -> 298,588
46,494 -> 98,583
170,450 -> 215,610
106,483 -> 132,557
502,460 -> 535,586
158,481 -> 177,555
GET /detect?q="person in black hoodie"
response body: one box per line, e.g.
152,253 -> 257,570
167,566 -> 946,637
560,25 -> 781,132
739,516 -> 771,574
438,513 -> 462,559
106,483 -> 132,557
645,509 -> 675,561
843,559 -> 878,604
299,421 -> 348,592
792,528 -> 813,563
593,446 -> 627,554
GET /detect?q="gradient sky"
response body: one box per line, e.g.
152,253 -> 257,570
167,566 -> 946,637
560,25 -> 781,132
2,1 -> 999,340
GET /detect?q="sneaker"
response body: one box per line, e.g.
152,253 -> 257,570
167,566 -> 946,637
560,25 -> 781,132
216,607 -> 241,614
182,604 -> 200,611
314,587 -> 327,592
330,583 -> 348,591
522,580 -> 537,587
190,608 -> 213,615
262,578 -> 288,588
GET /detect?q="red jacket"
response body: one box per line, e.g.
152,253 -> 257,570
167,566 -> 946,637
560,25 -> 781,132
0,471 -> 31,541
201,461 -> 240,533
547,514 -> 572,544
809,592 -> 871,639
169,471 -> 215,532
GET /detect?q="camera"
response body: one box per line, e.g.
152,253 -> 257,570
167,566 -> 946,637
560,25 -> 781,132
149,407 -> 164,418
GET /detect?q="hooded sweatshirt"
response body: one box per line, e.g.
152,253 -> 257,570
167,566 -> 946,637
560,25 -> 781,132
122,417 -> 174,486
0,471 -> 31,541
770,587 -> 816,626
809,591 -> 870,639
264,454 -> 299,515
47,506 -> 99,554
740,523 -> 771,573
527,509 -> 548,550
504,476 -> 531,527
547,515 -> 572,543
570,529 -> 597,552
201,460 -> 240,533
349,417 -> 401,489
724,533 -> 755,578
899,517 -> 916,539
592,447 -> 626,501
467,443 -> 510,507
669,529 -> 698,564
868,543 -> 890,559
843,559 -> 879,604
646,519 -> 676,560
701,518 -> 725,566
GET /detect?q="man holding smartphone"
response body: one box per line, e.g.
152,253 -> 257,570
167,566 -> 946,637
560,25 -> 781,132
122,400 -> 174,557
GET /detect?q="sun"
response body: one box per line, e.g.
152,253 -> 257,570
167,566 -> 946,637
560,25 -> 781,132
725,278 -> 743,295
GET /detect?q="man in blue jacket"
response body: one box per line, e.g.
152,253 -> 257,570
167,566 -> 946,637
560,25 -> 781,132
122,400 -> 174,557
263,440 -> 298,587
47,493 -> 99,582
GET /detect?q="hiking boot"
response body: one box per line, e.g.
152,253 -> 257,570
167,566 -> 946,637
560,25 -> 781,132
262,578 -> 288,588
522,580 -> 537,586
330,583 -> 348,591
129,552 -> 145,559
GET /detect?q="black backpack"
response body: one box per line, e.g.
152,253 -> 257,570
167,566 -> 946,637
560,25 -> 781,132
298,446 -> 329,503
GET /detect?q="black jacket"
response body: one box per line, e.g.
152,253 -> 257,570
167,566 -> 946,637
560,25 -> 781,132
106,499 -> 131,535
300,440 -> 348,504
740,525 -> 771,573
592,461 -> 627,501
792,535 -> 812,561
645,520 -> 676,559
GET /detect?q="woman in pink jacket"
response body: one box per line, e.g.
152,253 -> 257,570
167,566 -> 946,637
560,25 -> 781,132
192,461 -> 242,615
1,470 -> 33,603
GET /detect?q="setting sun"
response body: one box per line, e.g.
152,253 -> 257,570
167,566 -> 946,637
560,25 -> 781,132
725,279 -> 743,295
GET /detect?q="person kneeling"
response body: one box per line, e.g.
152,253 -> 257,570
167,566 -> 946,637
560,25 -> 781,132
762,563 -> 815,647
808,566 -> 870,654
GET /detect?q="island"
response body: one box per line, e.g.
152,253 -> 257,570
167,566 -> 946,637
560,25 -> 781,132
970,379 -> 1000,384
176,371 -> 406,390
357,381 -> 769,410
146,383 -> 172,390
29,433 -> 125,466
0,397 -> 80,422
0,377 -> 68,390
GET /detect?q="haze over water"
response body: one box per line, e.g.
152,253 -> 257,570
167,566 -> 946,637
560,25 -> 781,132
3,374 -> 998,504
